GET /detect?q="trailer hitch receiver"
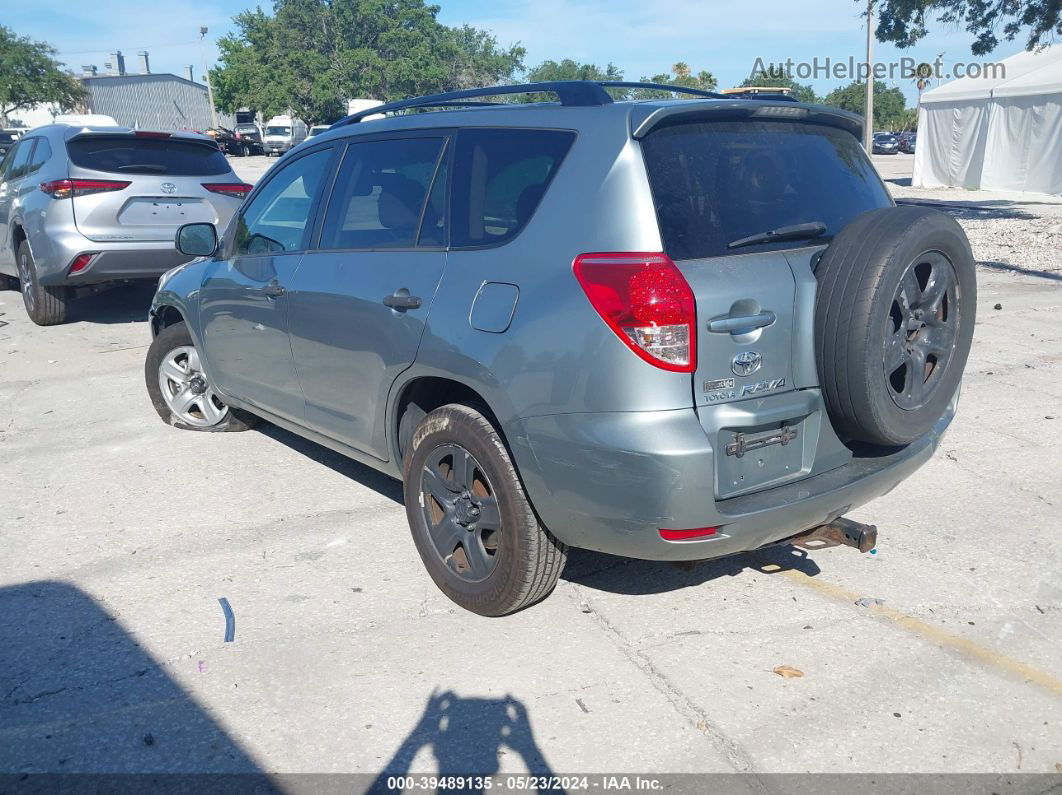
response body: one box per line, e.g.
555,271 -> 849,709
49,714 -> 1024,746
791,517 -> 877,553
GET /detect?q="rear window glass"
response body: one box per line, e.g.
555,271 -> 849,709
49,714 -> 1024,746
451,128 -> 575,248
642,121 -> 891,261
66,137 -> 230,176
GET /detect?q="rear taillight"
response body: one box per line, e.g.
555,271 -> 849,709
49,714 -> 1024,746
202,182 -> 253,199
40,179 -> 130,200
573,252 -> 696,372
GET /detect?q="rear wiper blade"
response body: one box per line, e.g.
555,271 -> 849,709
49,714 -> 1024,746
727,221 -> 828,250
116,164 -> 168,172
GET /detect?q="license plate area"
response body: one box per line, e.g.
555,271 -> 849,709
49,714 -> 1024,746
117,198 -> 214,226
716,416 -> 808,499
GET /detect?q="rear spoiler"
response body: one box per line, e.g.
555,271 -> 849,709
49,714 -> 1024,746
66,128 -> 217,146
630,101 -> 863,140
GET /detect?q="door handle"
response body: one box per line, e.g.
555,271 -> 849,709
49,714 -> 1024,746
262,281 -> 286,298
707,310 -> 776,333
383,292 -> 422,310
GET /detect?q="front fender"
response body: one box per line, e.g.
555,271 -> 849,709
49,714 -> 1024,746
149,258 -> 207,344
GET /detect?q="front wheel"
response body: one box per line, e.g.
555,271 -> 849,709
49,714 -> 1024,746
403,404 -> 567,616
144,321 -> 259,432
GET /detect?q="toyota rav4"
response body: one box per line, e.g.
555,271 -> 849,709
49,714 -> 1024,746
145,81 -> 976,616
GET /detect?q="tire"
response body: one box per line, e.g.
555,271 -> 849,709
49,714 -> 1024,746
241,144 -> 251,157
403,404 -> 567,616
815,206 -> 976,446
17,241 -> 67,325
144,321 -> 259,432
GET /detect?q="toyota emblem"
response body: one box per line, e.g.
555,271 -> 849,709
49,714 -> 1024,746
731,351 -> 762,377
161,182 -> 177,194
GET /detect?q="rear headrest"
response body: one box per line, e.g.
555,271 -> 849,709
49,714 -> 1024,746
515,183 -> 546,227
377,174 -> 424,230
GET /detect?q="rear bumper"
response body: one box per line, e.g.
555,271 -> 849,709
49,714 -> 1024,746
508,394 -> 955,561
36,234 -> 194,286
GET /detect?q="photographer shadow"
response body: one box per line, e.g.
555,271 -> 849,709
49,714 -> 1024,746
370,689 -> 556,794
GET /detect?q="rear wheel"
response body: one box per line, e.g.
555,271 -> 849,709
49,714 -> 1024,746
404,404 -> 567,616
145,321 -> 259,432
17,241 -> 67,325
241,143 -> 251,157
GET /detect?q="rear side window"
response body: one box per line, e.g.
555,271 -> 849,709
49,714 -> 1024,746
642,121 -> 891,260
3,140 -> 33,181
319,137 -> 445,250
66,137 -> 230,176
451,128 -> 575,248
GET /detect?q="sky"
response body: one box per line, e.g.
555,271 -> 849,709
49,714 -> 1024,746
4,0 -> 1030,105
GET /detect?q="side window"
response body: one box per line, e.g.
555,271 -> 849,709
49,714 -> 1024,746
319,137 -> 445,250
4,140 -> 34,182
451,128 -> 576,248
232,148 -> 332,256
26,138 -> 51,175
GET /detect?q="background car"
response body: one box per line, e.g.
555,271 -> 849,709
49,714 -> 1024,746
0,129 -> 21,158
0,124 -> 251,325
873,132 -> 900,154
233,123 -> 264,156
899,132 -> 917,153
307,124 -> 332,138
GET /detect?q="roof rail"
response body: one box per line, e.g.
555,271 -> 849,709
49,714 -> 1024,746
596,81 -> 727,99
329,79 -> 793,129
331,81 -> 616,128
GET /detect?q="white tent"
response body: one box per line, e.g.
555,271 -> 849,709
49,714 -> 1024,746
914,46 -> 1062,195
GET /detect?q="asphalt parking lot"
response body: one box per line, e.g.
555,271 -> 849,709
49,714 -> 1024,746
1,152 -> 1060,778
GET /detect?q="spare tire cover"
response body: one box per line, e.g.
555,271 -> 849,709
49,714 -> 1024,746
814,205 -> 976,446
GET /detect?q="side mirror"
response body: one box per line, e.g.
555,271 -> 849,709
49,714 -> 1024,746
176,222 -> 218,257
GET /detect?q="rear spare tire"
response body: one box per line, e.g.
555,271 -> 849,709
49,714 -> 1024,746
815,206 -> 976,446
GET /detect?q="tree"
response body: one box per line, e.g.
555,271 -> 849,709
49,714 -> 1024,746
526,59 -> 623,83
871,0 -> 1062,54
0,26 -> 83,124
211,0 -> 525,124
513,59 -> 623,102
627,63 -> 717,99
740,67 -> 819,104
823,80 -> 908,130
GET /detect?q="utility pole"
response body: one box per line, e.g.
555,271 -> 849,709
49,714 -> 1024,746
864,0 -> 875,152
199,26 -> 220,129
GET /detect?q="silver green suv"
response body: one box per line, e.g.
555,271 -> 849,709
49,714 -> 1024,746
145,82 -> 976,616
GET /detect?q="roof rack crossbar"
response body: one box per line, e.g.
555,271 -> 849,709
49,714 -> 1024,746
331,81 -> 616,127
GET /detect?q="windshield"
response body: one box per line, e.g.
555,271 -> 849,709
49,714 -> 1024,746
0,133 -> 16,143
642,120 -> 891,260
66,137 -> 231,176
265,126 -> 292,137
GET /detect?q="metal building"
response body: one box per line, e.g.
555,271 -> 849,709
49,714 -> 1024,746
80,68 -> 233,132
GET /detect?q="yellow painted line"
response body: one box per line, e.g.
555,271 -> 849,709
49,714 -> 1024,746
780,569 -> 1062,697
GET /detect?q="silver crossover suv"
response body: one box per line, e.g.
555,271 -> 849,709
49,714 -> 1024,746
145,82 -> 975,616
0,124 -> 249,324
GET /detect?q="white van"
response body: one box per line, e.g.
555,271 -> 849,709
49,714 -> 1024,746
262,115 -> 307,156
346,98 -> 384,120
